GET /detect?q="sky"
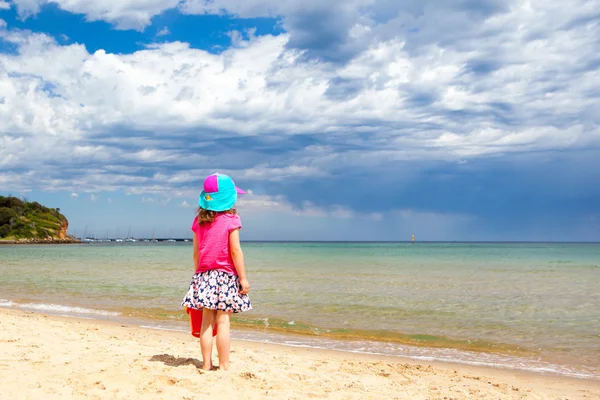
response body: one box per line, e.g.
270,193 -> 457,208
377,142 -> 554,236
0,0 -> 599,241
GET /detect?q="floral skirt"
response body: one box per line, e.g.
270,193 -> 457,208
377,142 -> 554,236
181,270 -> 252,313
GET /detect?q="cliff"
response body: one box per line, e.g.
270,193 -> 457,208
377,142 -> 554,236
0,196 -> 78,243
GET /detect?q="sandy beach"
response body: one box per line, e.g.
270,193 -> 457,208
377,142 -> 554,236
0,309 -> 598,399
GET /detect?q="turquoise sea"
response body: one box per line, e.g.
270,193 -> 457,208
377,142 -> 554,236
0,242 -> 599,379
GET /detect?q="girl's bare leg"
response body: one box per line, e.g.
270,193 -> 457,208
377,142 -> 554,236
215,311 -> 231,370
200,309 -> 216,370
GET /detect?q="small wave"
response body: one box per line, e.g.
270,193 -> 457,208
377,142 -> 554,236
232,331 -> 600,381
140,325 -> 187,333
0,299 -> 14,307
17,303 -> 120,317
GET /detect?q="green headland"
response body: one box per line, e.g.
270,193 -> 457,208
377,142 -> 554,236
0,196 -> 78,243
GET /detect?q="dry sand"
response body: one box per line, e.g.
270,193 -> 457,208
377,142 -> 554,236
0,308 -> 598,399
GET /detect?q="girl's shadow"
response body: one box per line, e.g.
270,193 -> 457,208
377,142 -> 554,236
149,354 -> 203,369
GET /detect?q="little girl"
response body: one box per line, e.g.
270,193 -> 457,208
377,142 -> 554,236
181,173 -> 252,371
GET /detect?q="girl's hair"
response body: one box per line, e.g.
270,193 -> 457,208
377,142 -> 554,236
197,207 -> 237,225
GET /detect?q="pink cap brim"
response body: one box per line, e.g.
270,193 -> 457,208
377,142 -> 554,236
235,187 -> 246,195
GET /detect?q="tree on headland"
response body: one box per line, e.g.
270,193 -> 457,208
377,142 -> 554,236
0,207 -> 18,226
0,225 -> 10,238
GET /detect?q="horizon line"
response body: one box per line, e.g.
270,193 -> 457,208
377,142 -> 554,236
72,238 -> 600,244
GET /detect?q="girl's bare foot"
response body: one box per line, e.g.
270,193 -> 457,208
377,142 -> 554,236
201,362 -> 212,371
218,363 -> 229,371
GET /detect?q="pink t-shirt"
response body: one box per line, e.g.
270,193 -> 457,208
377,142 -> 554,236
191,213 -> 242,276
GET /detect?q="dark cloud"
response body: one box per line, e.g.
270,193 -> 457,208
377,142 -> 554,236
324,77 -> 364,100
561,11 -> 600,31
252,150 -> 600,236
463,58 -> 503,76
402,85 -> 440,108
582,57 -> 600,73
283,5 -> 366,64
276,0 -> 513,63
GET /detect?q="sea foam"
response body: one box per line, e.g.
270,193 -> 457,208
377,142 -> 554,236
17,302 -> 120,317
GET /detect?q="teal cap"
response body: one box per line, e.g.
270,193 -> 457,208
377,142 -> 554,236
198,173 -> 245,212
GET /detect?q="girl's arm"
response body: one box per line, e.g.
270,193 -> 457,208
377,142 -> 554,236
192,234 -> 199,271
229,228 -> 250,294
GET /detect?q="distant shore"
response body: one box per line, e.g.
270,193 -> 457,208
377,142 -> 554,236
0,238 -> 81,245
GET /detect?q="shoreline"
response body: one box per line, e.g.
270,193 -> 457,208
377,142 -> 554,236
1,300 -> 598,381
1,309 -> 599,399
0,238 -> 82,245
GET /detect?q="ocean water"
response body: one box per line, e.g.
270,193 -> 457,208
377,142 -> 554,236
0,241 -> 599,379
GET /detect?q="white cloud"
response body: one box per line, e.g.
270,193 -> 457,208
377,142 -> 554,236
70,192 -> 79,198
181,0 -> 287,17
0,0 -> 599,206
156,27 -> 170,37
0,2 -> 10,10
241,165 -> 325,181
8,0 -> 303,25
90,194 -> 97,201
237,193 -> 382,220
10,0 -> 42,18
107,197 -> 112,204
181,200 -> 190,208
11,0 -> 180,30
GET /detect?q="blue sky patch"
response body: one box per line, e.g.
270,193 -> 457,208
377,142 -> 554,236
1,3 -> 282,54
